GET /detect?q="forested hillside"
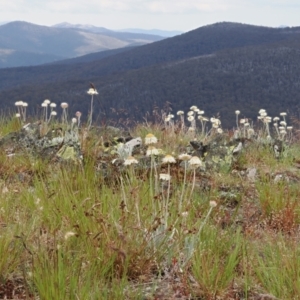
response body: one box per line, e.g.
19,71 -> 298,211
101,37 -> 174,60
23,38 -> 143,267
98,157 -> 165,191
1,22 -> 300,127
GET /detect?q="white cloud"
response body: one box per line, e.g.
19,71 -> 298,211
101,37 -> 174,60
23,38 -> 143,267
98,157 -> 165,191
0,0 -> 28,12
146,0 -> 228,13
3,0 -> 230,14
0,0 -> 299,30
1,0 -> 299,16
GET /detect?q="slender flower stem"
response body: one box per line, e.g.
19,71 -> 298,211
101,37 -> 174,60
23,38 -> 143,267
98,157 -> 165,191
188,169 -> 196,204
149,155 -> 156,214
165,164 -> 171,230
135,201 -> 141,228
236,114 -> 239,132
88,95 -> 94,130
180,115 -> 185,132
179,161 -> 187,212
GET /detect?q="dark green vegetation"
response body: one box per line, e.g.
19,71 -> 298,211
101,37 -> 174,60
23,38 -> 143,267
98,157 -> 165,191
1,22 -> 300,127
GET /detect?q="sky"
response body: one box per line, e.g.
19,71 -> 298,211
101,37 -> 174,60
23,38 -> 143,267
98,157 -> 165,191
0,0 -> 299,32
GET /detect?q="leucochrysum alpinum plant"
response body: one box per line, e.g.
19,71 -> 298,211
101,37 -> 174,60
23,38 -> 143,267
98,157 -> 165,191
0,97 -> 299,299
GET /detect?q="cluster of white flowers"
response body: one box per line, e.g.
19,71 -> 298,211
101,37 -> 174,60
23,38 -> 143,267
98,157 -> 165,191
235,110 -> 259,139
15,100 -> 28,121
257,109 -> 292,140
174,105 -> 210,134
40,99 -> 58,123
210,117 -> 220,127
167,114 -> 175,121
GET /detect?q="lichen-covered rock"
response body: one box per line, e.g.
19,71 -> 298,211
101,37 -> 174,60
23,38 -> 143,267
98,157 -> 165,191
0,122 -> 82,164
189,136 -> 245,172
55,130 -> 82,164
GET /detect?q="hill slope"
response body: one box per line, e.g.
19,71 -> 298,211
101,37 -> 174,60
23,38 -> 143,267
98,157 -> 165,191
1,22 -> 300,127
0,21 -> 164,68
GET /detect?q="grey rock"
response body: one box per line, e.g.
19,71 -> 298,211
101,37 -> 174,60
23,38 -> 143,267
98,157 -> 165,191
247,167 -> 257,182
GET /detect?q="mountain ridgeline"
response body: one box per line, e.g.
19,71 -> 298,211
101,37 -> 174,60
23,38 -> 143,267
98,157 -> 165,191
0,21 -> 164,68
1,22 -> 300,127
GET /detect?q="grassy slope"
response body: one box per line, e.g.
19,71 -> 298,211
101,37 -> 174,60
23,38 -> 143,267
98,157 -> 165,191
0,108 -> 300,299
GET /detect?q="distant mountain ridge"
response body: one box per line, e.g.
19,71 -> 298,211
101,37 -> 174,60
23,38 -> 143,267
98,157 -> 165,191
117,28 -> 182,37
0,21 -> 165,68
52,22 -> 183,37
52,22 -> 112,33
0,21 -> 300,127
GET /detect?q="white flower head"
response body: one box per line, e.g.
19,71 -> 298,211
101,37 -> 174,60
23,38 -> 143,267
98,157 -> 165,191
162,154 -> 176,164
124,156 -> 138,166
168,114 -> 174,119
41,102 -> 47,107
280,112 -> 287,116
15,113 -> 21,118
44,99 -> 51,105
187,111 -> 194,116
259,109 -> 266,115
198,110 -> 204,115
75,111 -> 82,118
146,146 -> 159,156
273,117 -> 280,122
240,118 -> 246,124
145,133 -> 158,145
187,116 -> 194,122
280,130 -> 287,135
87,88 -> 99,95
188,156 -> 202,168
71,117 -> 77,124
50,103 -> 57,108
264,117 -> 272,123
190,105 -> 198,110
235,110 -> 240,115
214,119 -> 221,126
280,121 -> 287,126
15,101 -> 23,106
247,128 -> 255,136
22,102 -> 28,107
217,128 -> 223,134
61,102 -> 68,109
287,126 -> 293,130
51,111 -> 57,116
159,173 -> 171,181
178,153 -> 192,161
209,201 -> 217,208
177,110 -> 184,115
